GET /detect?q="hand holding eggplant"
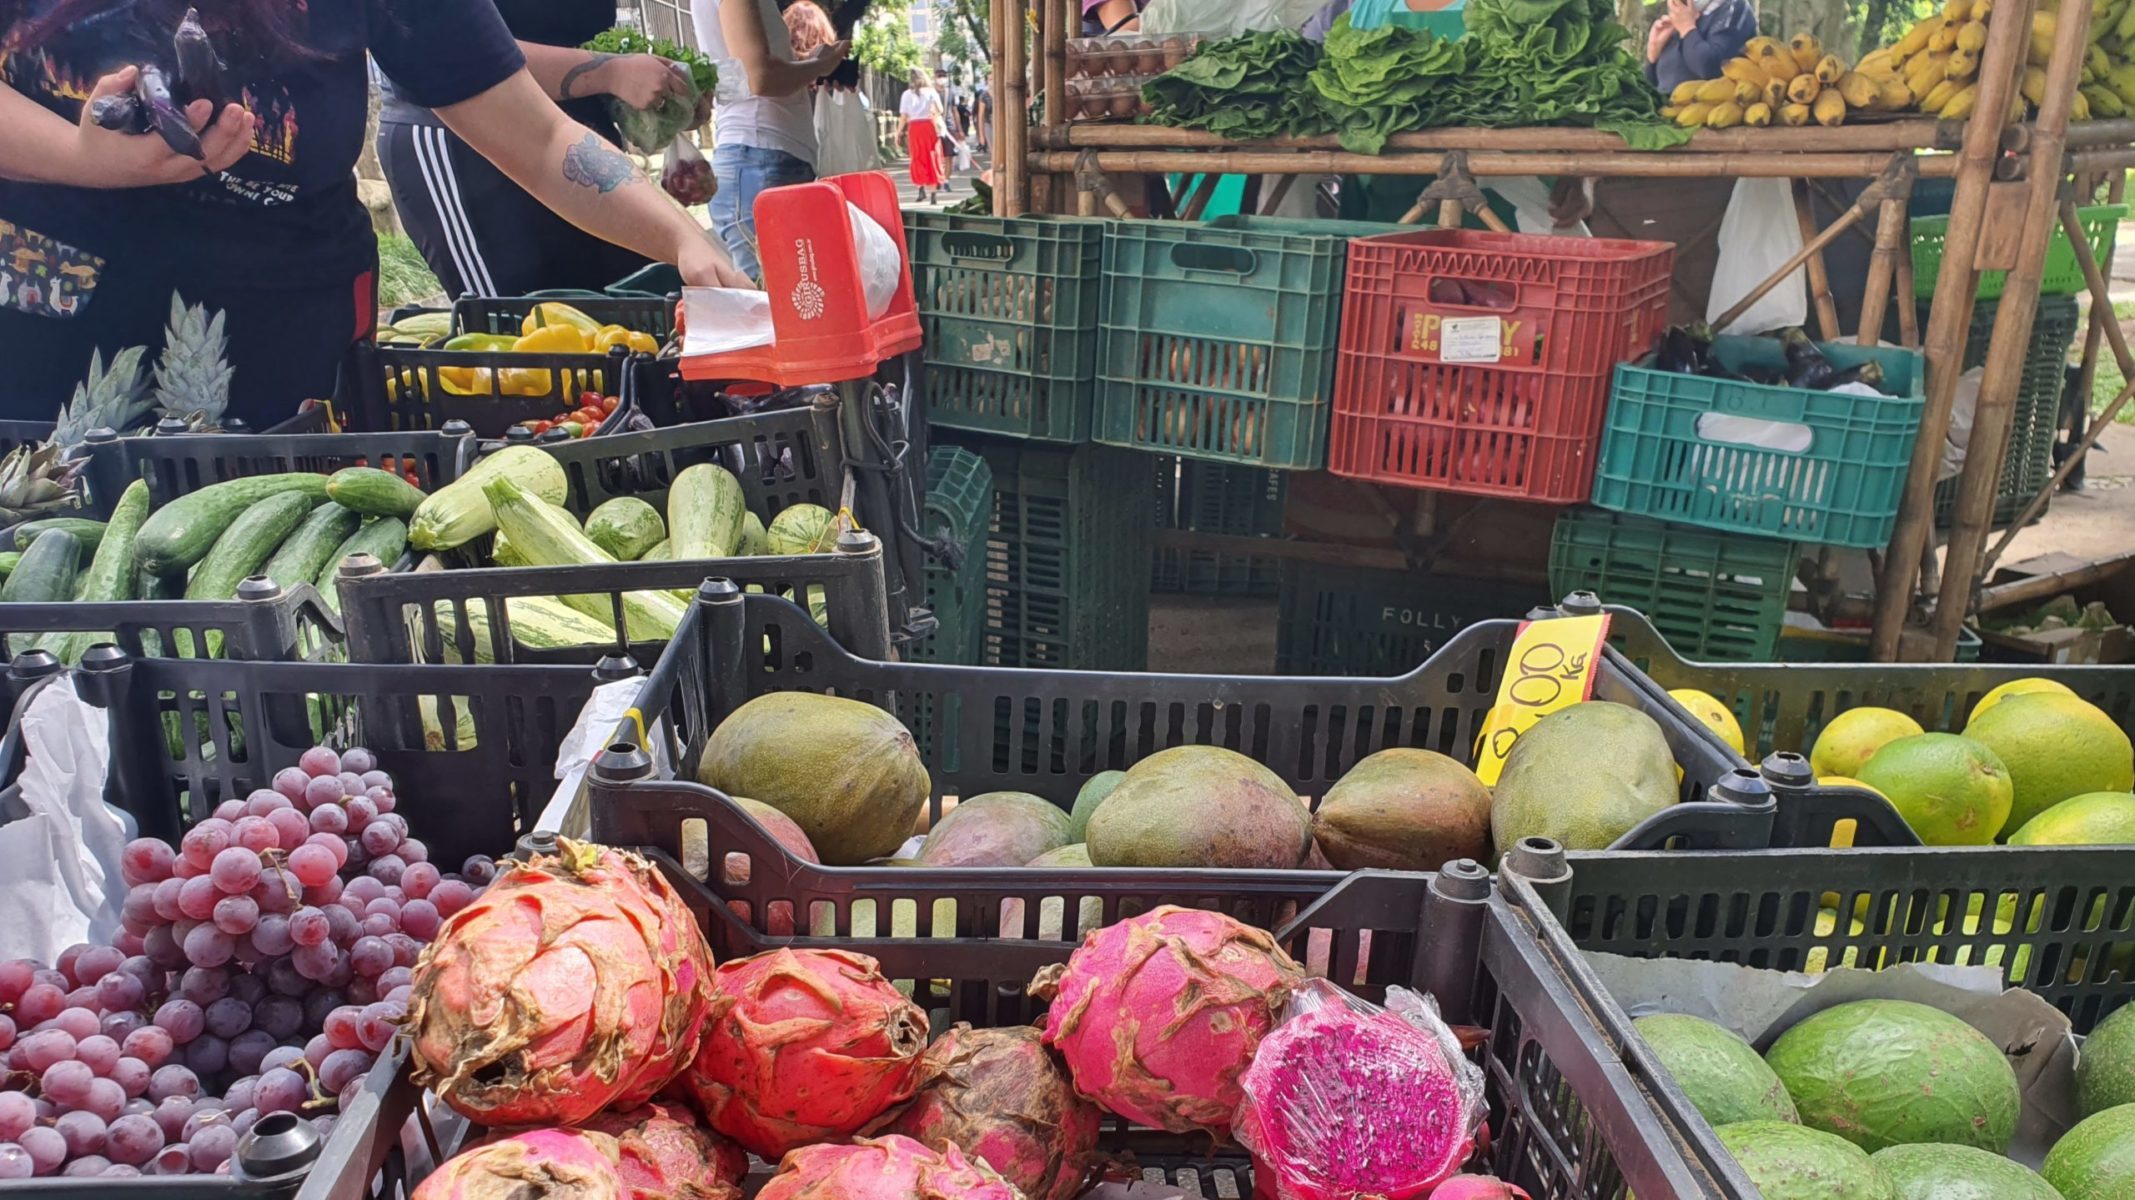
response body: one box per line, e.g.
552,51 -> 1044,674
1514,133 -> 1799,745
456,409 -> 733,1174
73,66 -> 250,188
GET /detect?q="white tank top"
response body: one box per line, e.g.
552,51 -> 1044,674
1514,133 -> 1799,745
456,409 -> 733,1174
692,0 -> 817,166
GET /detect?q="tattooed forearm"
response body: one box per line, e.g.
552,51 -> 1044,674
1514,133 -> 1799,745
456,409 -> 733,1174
561,133 -> 635,194
557,53 -> 614,101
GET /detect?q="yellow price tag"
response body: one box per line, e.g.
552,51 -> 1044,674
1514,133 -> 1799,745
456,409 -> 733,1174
1472,613 -> 1611,786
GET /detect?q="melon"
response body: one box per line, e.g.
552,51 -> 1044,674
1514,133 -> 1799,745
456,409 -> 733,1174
917,792 -> 1072,867
1871,1143 -> 2063,1200
2043,1103 -> 2135,1200
1085,746 -> 1312,869
697,692 -> 930,865
1312,748 -> 1492,872
2080,1005 -> 2135,1120
1763,999 -> 2020,1154
1066,771 -> 1124,843
1966,693 -> 2134,833
766,503 -> 839,555
1633,1013 -> 1797,1127
1715,1121 -> 1898,1200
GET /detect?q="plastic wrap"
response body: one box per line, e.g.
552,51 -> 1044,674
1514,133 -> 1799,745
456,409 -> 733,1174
847,202 -> 900,321
662,135 -> 715,206
1235,979 -> 1488,1200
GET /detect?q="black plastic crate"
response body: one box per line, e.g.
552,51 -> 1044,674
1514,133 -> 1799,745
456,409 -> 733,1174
1152,454 -> 1288,598
1932,293 -> 2081,528
1275,561 -> 1549,677
79,422 -> 472,516
907,445 -> 992,664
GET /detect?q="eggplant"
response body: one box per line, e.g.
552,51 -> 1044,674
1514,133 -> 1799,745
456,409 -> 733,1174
135,65 -> 204,160
1818,360 -> 1886,392
1655,326 -> 1704,374
89,93 -> 146,134
1779,327 -> 1834,389
173,7 -> 226,110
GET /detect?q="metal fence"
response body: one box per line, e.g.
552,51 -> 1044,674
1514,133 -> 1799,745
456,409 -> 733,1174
629,0 -> 698,44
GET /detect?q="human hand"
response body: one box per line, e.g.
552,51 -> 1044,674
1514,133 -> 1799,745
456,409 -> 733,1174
1646,16 -> 1674,58
73,67 -> 250,188
1667,0 -> 1697,37
598,54 -> 695,110
678,237 -> 754,289
810,40 -> 851,75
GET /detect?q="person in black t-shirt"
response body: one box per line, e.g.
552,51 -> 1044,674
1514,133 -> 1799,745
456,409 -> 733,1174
379,1 -> 698,298
0,0 -> 750,429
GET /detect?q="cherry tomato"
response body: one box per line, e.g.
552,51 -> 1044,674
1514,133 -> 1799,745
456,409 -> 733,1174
558,421 -> 584,438
600,395 -> 619,414
528,420 -> 551,435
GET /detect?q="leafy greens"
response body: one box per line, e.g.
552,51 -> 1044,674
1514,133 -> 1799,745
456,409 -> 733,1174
1141,31 -> 1330,141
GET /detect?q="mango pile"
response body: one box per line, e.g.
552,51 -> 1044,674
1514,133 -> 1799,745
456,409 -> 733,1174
1662,34 -> 1906,128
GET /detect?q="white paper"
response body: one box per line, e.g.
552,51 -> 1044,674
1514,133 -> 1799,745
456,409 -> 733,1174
1439,316 -> 1504,364
0,677 -> 134,963
532,678 -> 649,838
1695,411 -> 1815,453
682,287 -> 775,356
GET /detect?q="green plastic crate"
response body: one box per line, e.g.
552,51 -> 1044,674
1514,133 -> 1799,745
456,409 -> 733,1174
904,212 -> 1107,443
909,445 -> 993,664
1095,216 -> 1402,469
1274,561 -> 1545,676
1152,455 -> 1288,597
966,438 -> 1152,670
1910,203 -> 2124,300
1549,509 -> 1796,662
1591,337 -> 1926,549
1931,294 -> 2078,528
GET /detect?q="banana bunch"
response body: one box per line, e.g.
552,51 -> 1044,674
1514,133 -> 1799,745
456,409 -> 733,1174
1877,0 -> 2102,121
1658,33 -> 1899,128
2086,0 -> 2135,116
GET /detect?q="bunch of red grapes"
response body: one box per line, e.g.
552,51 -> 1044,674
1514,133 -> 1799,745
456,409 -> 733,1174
0,746 -> 494,1178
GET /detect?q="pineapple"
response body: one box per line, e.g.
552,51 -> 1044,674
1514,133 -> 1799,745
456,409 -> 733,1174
151,292 -> 233,430
0,344 -> 151,522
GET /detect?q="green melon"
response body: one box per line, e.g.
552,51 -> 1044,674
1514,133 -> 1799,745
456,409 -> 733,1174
1067,771 -> 1125,843
696,692 -> 931,865
1716,1121 -> 1898,1199
1871,1143 -> 2064,1200
1763,999 -> 2020,1154
2043,1103 -> 2135,1200
1634,1013 -> 1798,1127
2080,1005 -> 2135,1119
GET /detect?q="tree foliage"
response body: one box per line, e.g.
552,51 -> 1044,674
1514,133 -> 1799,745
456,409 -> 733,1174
854,0 -> 923,77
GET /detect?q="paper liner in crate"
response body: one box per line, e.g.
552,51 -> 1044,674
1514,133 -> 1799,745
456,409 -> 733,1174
1235,978 -> 1488,1200
680,172 -> 921,386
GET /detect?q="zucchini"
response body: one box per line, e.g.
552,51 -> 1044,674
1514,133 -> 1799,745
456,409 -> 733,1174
0,552 -> 19,579
483,477 -> 685,641
15,517 -> 106,554
767,503 -> 839,555
186,492 -> 317,602
313,517 -> 409,612
135,473 -> 329,575
263,503 -> 363,594
430,596 -> 619,663
326,467 -> 429,518
667,464 -> 746,560
640,539 -> 673,562
584,496 -> 665,561
409,445 -> 568,551
36,480 -> 150,664
739,512 -> 769,556
2,528 -> 79,603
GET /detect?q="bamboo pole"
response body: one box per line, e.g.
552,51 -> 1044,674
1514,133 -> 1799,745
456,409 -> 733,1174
1795,180 -> 1843,340
1031,121 -> 1966,153
1869,0 -> 2040,661
1257,173 -> 1297,216
1028,149 -> 1962,178
1859,177 -> 1915,347
1894,240 -> 1921,348
1928,0 -> 2094,658
1000,0 -> 1029,215
989,0 -> 1009,214
2060,117 -> 2135,146
1042,0 -> 1063,148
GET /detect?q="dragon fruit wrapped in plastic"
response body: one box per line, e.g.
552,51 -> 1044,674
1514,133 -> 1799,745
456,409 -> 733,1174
682,947 -> 930,1158
1234,978 -> 1488,1200
1429,1178 -> 1532,1199
584,1102 -> 748,1200
404,839 -> 715,1125
871,1024 -> 1101,1200
1030,905 -> 1305,1139
411,1128 -> 627,1200
758,1135 -> 1025,1200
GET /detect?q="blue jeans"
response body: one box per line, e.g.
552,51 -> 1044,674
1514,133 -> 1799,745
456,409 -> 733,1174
711,144 -> 815,282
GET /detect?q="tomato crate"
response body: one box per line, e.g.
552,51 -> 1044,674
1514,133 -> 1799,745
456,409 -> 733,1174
907,444 -> 993,664
1590,337 -> 1927,548
1932,293 -> 2080,528
1095,216 -> 1404,468
1549,509 -> 1796,663
1329,361 -> 1618,503
1274,561 -> 1548,676
1152,454 -> 1288,597
903,211 -> 1107,443
1911,202 -> 2124,300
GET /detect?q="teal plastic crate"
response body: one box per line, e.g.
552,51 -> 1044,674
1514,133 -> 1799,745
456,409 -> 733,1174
1591,337 -> 1926,549
909,445 -> 993,664
1095,216 -> 1403,469
965,437 -> 1152,670
1931,294 -> 2078,528
1911,203 -> 2123,300
1274,561 -> 1545,676
905,212 -> 1107,443
1152,455 -> 1288,597
1549,509 -> 1796,662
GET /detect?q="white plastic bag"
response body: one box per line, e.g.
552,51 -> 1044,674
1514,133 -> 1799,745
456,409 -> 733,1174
0,677 -> 134,963
1940,366 -> 1987,481
1707,177 -> 1807,335
1496,176 -> 1591,238
683,286 -> 775,355
848,202 -> 900,321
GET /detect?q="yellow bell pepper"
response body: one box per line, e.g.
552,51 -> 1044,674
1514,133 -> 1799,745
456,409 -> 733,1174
513,323 -> 590,355
520,302 -> 602,339
501,368 -> 553,396
592,325 -> 660,355
439,367 -> 496,396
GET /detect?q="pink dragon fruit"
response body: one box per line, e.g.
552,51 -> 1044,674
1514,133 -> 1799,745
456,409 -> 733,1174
871,1024 -> 1101,1200
1235,980 -> 1485,1200
758,1135 -> 1025,1200
404,839 -> 715,1126
583,1102 -> 747,1200
682,947 -> 930,1158
411,1127 -> 626,1200
1029,904 -> 1305,1139
1427,1178 -> 1531,1200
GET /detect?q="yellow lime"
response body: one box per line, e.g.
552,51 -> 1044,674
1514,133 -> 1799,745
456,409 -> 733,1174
1965,692 -> 2134,833
1670,688 -> 1745,754
1966,677 -> 2076,727
1857,732 -> 2013,845
1809,708 -> 1925,778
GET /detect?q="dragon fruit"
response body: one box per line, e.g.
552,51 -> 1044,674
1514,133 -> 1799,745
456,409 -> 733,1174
1235,980 -> 1485,1200
584,1102 -> 747,1200
682,947 -> 930,1158
404,839 -> 715,1126
871,1024 -> 1101,1200
1427,1178 -> 1531,1200
758,1135 -> 1025,1200
411,1127 -> 627,1200
1030,904 -> 1305,1138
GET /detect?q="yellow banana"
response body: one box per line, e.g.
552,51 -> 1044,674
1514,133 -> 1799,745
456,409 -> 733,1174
1763,78 -> 1789,108
1671,79 -> 1704,105
1722,57 -> 1766,85
1788,73 -> 1824,104
1815,54 -> 1848,84
1945,49 -> 1979,79
2075,89 -> 2093,119
1745,101 -> 1773,126
1676,102 -> 1714,127
1837,71 -> 1882,108
1922,78 -> 1962,113
1813,89 -> 1848,125
1895,17 -> 1942,56
1697,78 -> 1737,103
1944,0 -> 1969,21
1734,79 -> 1763,104
1941,83 -> 1980,119
1929,21 -> 1960,52
1705,101 -> 1745,128
1878,79 -> 1916,110
2083,82 -> 2128,115
1791,33 -> 1825,73
2023,65 -> 2050,104
1956,20 -> 1988,52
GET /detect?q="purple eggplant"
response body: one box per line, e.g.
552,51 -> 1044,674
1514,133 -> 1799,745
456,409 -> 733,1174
172,7 -> 226,110
134,64 -> 203,160
89,93 -> 147,134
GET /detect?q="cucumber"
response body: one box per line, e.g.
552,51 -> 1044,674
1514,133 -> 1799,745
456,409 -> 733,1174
667,464 -> 746,561
135,473 -> 329,575
326,467 -> 429,518
0,552 -> 19,579
2,528 -> 79,603
185,491 -> 317,602
313,517 -> 409,612
408,445 -> 568,551
738,511 -> 769,556
138,568 -> 182,601
484,477 -> 685,641
262,503 -> 363,595
35,480 -> 150,664
15,517 -> 105,554
584,496 -> 665,561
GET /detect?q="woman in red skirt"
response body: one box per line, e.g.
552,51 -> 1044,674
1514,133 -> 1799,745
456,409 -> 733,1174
898,69 -> 947,203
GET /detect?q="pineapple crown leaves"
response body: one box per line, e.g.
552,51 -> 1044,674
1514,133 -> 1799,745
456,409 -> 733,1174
151,290 -> 234,429
52,344 -> 152,450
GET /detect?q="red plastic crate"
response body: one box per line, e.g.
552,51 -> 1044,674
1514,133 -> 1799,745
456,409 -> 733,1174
1330,229 -> 1673,502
